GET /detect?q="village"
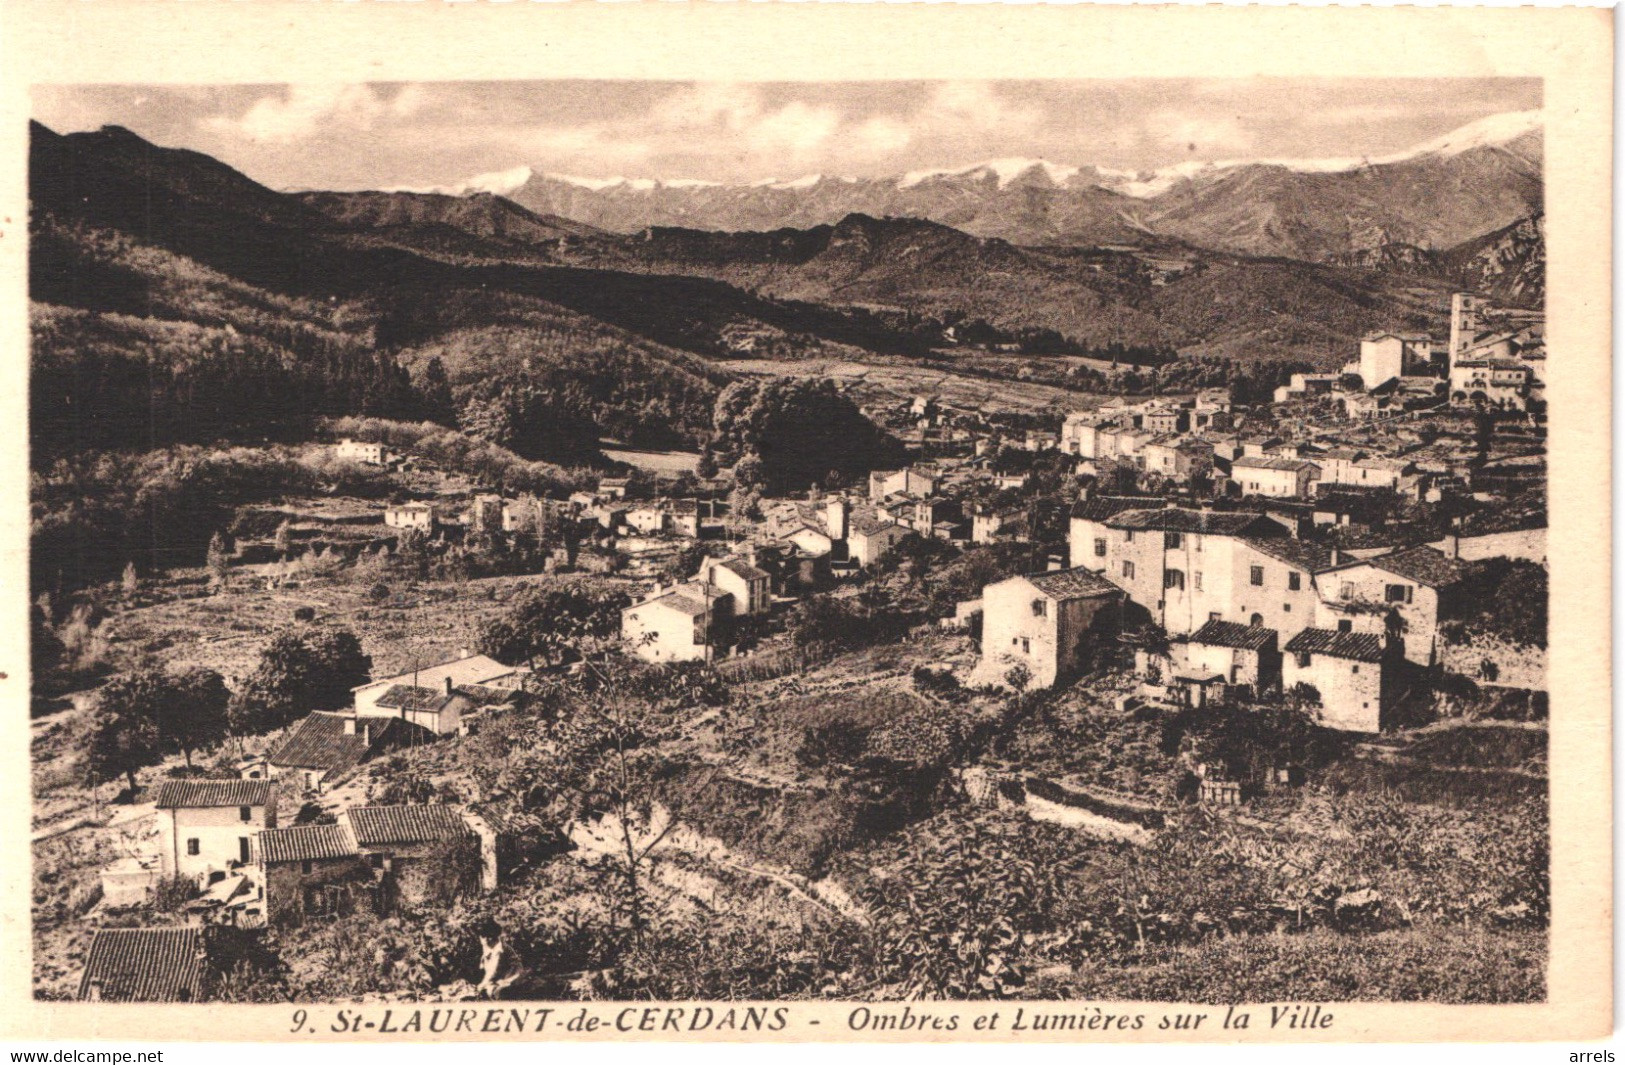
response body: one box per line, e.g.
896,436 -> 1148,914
40,291 -> 1549,1005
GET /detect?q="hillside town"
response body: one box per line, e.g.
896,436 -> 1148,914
26,76 -> 1562,1011
43,289 -> 1550,1004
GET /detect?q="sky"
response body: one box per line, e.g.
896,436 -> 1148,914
33,79 -> 1542,192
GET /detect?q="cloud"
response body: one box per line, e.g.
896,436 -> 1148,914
202,83 -> 425,144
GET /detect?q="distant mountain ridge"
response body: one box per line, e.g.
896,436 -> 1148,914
412,110 -> 1544,261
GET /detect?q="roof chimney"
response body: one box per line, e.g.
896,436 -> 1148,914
343,716 -> 357,736
1330,548 -> 1341,566
445,676 -> 454,695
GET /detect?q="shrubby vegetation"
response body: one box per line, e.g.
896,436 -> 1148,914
708,378 -> 906,494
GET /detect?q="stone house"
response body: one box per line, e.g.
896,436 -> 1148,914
696,556 -> 771,617
1283,628 -> 1397,732
621,583 -> 732,663
1315,545 -> 1467,666
154,780 -> 276,885
847,510 -> 909,566
1232,455 -> 1321,498
1100,509 -> 1326,638
384,502 -> 437,531
975,567 -> 1123,689
258,805 -> 491,926
1068,495 -> 1163,571
353,654 -> 522,718
1170,619 -> 1283,698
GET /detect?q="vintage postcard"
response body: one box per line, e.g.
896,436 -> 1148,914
0,2 -> 1610,1045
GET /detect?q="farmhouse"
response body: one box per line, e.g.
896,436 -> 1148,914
1283,628 -> 1396,733
154,779 -> 276,885
335,438 -> 388,466
1316,545 -> 1467,666
696,556 -> 772,617
370,680 -> 520,735
384,502 -> 437,531
1232,455 -> 1321,498
975,566 -> 1123,689
1170,619 -> 1283,698
267,711 -> 430,793
622,582 -> 732,663
353,654 -> 522,718
1100,508 -> 1326,637
259,804 -> 490,926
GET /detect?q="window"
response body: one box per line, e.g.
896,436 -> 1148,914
1352,665 -> 1360,674
238,837 -> 251,864
1032,599 -> 1047,618
1122,560 -> 1136,580
1288,572 -> 1301,591
301,861 -> 313,875
1283,604 -> 1291,613
1164,532 -> 1182,549
1020,638 -> 1031,654
1340,582 -> 1353,600
239,806 -> 252,822
1296,652 -> 1312,668
186,839 -> 200,856
1250,566 -> 1264,587
1124,530 -> 1135,543
1165,569 -> 1185,591
1385,583 -> 1412,604
1338,619 -> 1353,633
1194,572 -> 1203,591
1209,612 -> 1222,622
1094,538 -> 1107,558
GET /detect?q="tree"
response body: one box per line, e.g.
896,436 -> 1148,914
476,585 -> 630,667
417,356 -> 458,427
79,668 -> 166,792
120,561 -> 139,596
206,531 -> 232,587
695,451 -> 719,480
274,521 -> 294,559
229,627 -> 372,737
162,667 -> 231,767
708,378 -> 906,494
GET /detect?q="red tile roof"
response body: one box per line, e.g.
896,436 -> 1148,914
259,822 -> 358,864
79,928 -> 205,1002
1025,567 -> 1123,600
1185,620 -> 1279,652
153,779 -> 273,809
1285,628 -> 1386,663
346,804 -> 473,846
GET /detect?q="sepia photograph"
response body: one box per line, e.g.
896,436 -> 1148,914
1,2 -> 1610,1044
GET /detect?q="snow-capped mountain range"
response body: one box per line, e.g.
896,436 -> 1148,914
377,109 -> 1543,261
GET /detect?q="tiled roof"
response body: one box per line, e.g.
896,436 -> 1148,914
356,654 -> 513,696
1025,567 -> 1123,600
851,510 -> 900,537
79,928 -> 205,1002
153,779 -> 273,809
1069,496 -> 1162,522
259,822 -> 358,864
374,684 -> 454,713
1107,509 -> 1281,536
269,712 -> 370,772
1242,536 -> 1336,573
1233,455 -> 1320,473
1364,545 -> 1468,588
1285,628 -> 1386,662
715,557 -> 770,581
1185,620 -> 1279,652
347,804 -> 473,846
